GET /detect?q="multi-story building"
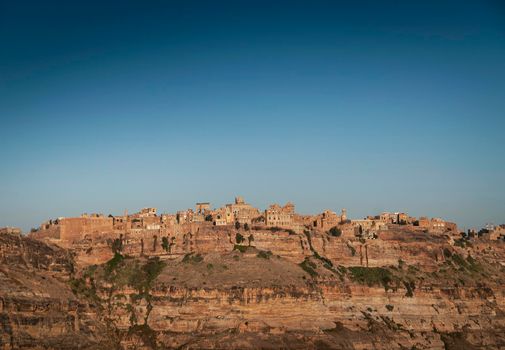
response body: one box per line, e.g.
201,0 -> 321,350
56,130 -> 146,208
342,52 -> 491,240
265,202 -> 296,228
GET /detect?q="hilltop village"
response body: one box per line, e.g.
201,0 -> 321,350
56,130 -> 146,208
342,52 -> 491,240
28,196 -> 465,243
22,196 -> 505,244
19,195 -> 502,260
2,197 -> 505,349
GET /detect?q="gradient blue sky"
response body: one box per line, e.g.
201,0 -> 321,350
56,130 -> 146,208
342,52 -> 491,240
1,0 -> 504,232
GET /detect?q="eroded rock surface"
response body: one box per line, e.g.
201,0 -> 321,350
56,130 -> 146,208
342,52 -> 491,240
2,229 -> 505,349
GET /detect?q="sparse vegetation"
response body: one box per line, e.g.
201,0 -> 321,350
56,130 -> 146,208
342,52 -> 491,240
403,280 -> 415,297
235,232 -> 245,244
257,250 -> 273,259
329,226 -> 342,237
299,258 -> 318,277
161,237 -> 169,252
182,253 -> 203,263
398,259 -> 405,269
111,237 -> 123,254
128,324 -> 157,349
233,244 -> 248,253
348,266 -> 393,291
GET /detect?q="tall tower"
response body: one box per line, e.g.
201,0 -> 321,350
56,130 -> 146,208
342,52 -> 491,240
124,209 -> 130,234
341,208 -> 347,222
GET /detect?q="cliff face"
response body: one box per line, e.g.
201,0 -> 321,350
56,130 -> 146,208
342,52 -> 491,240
59,225 -> 451,271
74,243 -> 505,350
0,233 -> 104,349
4,228 -> 505,349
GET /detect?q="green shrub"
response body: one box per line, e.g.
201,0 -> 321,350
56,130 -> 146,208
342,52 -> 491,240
398,259 -> 405,269
386,304 -> 394,311
454,239 -> 465,247
105,252 -> 124,275
257,250 -> 273,259
182,253 -> 203,263
236,232 -> 245,244
337,265 -> 347,274
329,227 -> 342,237
142,257 -> 166,287
161,237 -> 169,252
299,258 -> 318,277
111,238 -> 123,254
233,244 -> 248,253
348,266 -> 393,291
128,324 -> 157,349
451,253 -> 467,268
313,250 -> 333,267
403,280 -> 415,297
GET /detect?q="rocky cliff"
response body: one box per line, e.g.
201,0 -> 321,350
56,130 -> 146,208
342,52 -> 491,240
3,228 -> 505,349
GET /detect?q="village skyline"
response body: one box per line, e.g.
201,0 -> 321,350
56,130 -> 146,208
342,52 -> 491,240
4,195 -> 500,234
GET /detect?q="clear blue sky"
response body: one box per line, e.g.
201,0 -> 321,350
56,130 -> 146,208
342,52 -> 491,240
1,0 -> 504,232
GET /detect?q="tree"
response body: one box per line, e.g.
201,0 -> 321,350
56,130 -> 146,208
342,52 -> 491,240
235,221 -> 241,230
161,237 -> 169,252
112,238 -> 123,254
236,232 -> 245,244
205,214 -> 213,222
329,226 -> 342,237
152,235 -> 158,252
248,234 -> 254,246
244,223 -> 249,231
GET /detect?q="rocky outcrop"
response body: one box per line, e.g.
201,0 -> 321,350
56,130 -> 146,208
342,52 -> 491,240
0,233 -> 104,349
5,228 -> 505,349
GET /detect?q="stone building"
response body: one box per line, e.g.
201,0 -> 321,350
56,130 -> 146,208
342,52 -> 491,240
211,196 -> 260,226
31,214 -> 113,242
489,225 -> 505,240
213,208 -> 228,226
226,196 -> 260,225
138,208 -> 157,218
416,217 -> 458,233
312,209 -> 347,231
0,227 -> 21,235
351,219 -> 386,237
380,212 -> 410,225
161,214 -> 177,228
265,202 -> 301,231
195,202 -> 211,215
176,209 -> 194,224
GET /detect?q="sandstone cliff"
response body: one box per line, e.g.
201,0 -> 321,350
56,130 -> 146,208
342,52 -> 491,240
3,228 -> 505,349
